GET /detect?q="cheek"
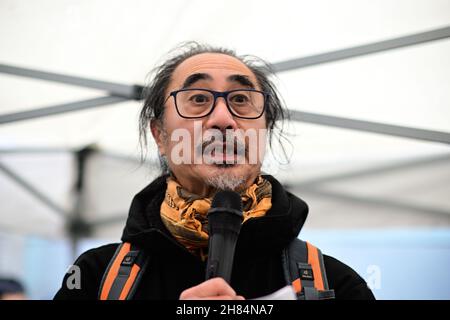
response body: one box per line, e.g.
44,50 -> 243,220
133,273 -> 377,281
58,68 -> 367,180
163,119 -> 201,164
162,107 -> 185,142
237,119 -> 267,140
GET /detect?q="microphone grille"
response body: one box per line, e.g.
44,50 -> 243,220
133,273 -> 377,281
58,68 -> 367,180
211,190 -> 243,212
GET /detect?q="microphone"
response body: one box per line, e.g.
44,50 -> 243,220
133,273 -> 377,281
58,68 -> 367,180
205,190 -> 243,284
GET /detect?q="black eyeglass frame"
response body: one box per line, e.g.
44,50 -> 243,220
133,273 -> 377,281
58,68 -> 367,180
166,88 -> 269,119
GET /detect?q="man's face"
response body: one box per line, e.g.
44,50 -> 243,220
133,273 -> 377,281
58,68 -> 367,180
152,53 -> 267,196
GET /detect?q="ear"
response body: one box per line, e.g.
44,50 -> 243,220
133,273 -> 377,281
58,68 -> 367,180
150,120 -> 167,156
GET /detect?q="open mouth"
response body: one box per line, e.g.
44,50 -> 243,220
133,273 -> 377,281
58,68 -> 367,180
203,143 -> 245,165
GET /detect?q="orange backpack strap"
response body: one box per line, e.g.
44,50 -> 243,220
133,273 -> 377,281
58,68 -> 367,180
282,239 -> 335,300
99,242 -> 149,300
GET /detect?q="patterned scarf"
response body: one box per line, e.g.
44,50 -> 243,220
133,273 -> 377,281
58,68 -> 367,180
160,176 -> 272,260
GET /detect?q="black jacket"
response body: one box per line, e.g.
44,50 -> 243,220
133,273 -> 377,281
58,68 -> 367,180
54,175 -> 375,300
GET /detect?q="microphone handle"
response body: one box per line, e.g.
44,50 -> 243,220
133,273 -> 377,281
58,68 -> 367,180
205,232 -> 239,283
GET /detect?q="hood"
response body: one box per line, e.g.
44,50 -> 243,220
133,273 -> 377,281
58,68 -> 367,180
121,174 -> 309,256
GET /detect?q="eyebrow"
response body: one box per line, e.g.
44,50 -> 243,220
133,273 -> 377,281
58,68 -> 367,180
181,73 -> 212,89
181,73 -> 256,89
227,74 -> 255,89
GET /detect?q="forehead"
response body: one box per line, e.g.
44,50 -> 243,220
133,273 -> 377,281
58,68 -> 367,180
171,53 -> 258,86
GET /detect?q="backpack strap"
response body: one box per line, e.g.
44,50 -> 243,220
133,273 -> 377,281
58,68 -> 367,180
282,238 -> 335,300
99,242 -> 149,300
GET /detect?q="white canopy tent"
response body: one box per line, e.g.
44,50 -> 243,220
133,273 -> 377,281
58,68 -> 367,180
1,0 -> 449,249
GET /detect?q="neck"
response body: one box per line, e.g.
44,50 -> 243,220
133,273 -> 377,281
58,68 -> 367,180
171,170 -> 260,198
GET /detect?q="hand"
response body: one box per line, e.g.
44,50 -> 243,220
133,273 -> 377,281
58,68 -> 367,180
179,277 -> 245,300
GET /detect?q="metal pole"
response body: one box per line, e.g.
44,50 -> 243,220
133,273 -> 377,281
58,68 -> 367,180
291,110 -> 450,145
272,26 -> 450,72
0,161 -> 68,217
0,64 -> 144,99
0,96 -> 128,125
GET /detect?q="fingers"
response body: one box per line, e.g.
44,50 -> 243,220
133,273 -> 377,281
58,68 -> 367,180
180,278 -> 235,298
186,295 -> 245,301
179,277 -> 245,300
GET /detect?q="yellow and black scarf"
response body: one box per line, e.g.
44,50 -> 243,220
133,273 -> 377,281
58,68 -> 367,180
160,176 -> 272,260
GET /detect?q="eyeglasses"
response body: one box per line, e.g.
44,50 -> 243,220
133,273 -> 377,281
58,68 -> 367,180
167,88 -> 268,119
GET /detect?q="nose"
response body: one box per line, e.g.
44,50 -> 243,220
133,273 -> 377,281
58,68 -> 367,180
204,97 -> 238,131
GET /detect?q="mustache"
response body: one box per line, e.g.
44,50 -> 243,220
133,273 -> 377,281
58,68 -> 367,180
196,135 -> 248,156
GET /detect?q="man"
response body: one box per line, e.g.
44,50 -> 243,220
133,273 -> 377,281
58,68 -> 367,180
0,278 -> 27,300
54,43 -> 375,300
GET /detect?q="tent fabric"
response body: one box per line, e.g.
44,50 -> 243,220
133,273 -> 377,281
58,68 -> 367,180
0,0 -> 449,239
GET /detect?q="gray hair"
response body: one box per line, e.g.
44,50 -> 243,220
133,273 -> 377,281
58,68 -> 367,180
139,42 -> 290,174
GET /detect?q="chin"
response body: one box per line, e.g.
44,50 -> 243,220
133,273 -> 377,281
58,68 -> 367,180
199,163 -> 259,191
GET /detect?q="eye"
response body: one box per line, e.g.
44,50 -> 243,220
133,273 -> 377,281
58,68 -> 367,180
189,94 -> 210,105
230,93 -> 249,104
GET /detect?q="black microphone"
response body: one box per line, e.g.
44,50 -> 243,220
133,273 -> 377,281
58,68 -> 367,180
205,190 -> 243,284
